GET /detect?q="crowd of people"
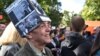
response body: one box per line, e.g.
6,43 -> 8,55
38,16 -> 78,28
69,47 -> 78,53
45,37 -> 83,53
0,9 -> 100,56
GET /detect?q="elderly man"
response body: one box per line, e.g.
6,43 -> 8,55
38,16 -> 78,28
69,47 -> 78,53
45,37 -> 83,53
14,15 -> 53,56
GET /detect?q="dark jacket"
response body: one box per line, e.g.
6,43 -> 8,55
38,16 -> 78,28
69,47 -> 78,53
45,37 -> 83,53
14,43 -> 53,56
0,43 -> 20,56
61,46 -> 76,56
74,40 -> 92,56
46,37 -> 60,56
64,32 -> 92,56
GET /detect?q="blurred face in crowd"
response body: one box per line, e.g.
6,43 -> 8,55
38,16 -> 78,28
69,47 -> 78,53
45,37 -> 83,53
29,21 -> 51,44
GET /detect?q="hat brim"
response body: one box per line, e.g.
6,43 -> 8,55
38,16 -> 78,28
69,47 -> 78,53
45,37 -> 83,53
40,16 -> 51,22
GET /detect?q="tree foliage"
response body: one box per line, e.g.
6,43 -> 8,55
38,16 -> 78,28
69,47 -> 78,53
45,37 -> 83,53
81,0 -> 100,20
37,0 -> 63,26
60,10 -> 70,27
0,0 -> 13,23
0,0 -> 63,25
0,0 -> 13,11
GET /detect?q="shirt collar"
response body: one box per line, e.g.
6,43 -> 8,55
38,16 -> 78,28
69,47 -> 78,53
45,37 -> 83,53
42,48 -> 46,55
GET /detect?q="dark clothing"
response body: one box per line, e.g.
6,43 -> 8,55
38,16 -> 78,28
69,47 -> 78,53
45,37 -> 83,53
46,37 -> 60,56
74,40 -> 92,56
46,37 -> 60,49
53,37 -> 60,48
0,43 -> 20,56
0,45 -> 1,50
61,46 -> 76,56
64,32 -> 92,56
90,49 -> 100,56
14,43 -> 53,56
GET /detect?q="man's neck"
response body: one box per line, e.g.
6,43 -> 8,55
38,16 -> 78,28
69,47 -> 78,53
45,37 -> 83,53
28,40 -> 45,51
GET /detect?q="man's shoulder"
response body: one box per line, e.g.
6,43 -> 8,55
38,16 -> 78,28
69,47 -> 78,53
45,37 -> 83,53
14,47 -> 27,56
14,47 -> 33,56
45,47 -> 51,52
14,43 -> 31,56
14,43 -> 37,56
45,47 -> 54,56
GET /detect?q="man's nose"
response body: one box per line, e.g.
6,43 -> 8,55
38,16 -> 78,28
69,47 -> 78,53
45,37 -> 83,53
45,25 -> 51,32
46,26 -> 51,32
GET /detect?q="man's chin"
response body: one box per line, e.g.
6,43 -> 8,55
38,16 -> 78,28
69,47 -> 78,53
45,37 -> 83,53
45,39 -> 52,44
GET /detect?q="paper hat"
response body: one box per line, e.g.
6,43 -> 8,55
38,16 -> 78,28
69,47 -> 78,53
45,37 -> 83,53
5,0 -> 51,37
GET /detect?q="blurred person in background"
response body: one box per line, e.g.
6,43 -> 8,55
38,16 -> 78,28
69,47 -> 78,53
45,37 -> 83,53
61,15 -> 92,56
0,22 -> 27,56
46,29 -> 60,56
92,26 -> 100,41
89,29 -> 100,56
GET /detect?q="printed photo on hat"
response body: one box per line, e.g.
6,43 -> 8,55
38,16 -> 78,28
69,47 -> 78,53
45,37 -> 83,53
5,0 -> 51,37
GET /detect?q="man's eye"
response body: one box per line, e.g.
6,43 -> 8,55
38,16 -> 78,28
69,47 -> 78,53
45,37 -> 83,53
39,25 -> 45,28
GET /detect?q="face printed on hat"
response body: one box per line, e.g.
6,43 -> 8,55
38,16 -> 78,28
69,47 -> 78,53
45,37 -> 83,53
29,21 -> 51,44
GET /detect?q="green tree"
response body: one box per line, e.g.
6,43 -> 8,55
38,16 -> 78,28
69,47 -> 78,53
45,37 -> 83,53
81,0 -> 100,20
0,0 -> 63,25
38,0 -> 63,26
60,10 -> 70,27
0,0 -> 13,23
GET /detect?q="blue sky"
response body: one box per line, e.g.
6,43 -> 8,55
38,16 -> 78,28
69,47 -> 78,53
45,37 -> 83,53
59,0 -> 86,13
